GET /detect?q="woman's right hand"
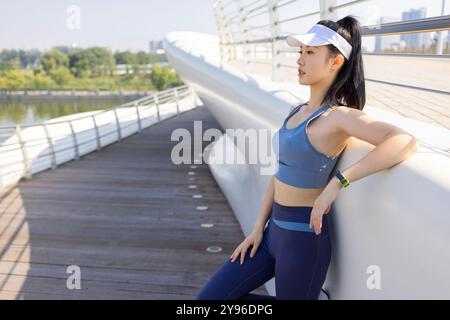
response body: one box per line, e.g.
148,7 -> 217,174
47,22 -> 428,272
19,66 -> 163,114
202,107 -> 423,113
230,227 -> 264,265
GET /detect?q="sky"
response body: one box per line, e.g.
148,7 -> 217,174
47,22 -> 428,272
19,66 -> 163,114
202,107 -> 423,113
0,0 -> 217,52
0,0 -> 447,52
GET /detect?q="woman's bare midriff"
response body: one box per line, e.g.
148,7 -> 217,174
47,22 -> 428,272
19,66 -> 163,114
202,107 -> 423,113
273,176 -> 323,207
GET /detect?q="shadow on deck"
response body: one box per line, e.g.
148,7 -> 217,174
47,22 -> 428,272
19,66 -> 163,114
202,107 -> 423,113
0,105 -> 269,299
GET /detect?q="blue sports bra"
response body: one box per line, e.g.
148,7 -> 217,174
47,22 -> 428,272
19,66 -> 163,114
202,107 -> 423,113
272,101 -> 344,188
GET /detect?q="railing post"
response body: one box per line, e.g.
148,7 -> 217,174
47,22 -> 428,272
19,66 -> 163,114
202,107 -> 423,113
91,115 -> 101,150
213,0 -> 226,64
43,123 -> 57,169
435,0 -> 446,55
268,0 -> 282,82
68,120 -> 80,160
191,88 -> 196,108
174,88 -> 180,115
113,108 -> 122,142
154,93 -> 161,122
238,0 -> 251,74
319,0 -> 338,20
218,1 -> 233,62
15,124 -> 32,180
135,102 -> 142,132
194,92 -> 201,108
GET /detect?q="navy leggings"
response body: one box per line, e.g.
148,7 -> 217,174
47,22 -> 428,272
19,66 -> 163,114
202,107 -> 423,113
196,200 -> 331,300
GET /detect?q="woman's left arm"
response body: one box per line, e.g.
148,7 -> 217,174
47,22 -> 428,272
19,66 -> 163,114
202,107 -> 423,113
310,107 -> 418,235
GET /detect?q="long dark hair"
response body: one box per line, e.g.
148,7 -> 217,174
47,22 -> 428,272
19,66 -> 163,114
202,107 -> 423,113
317,15 -> 366,110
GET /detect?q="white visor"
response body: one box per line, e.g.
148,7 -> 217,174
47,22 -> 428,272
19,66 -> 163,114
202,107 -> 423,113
286,24 -> 352,60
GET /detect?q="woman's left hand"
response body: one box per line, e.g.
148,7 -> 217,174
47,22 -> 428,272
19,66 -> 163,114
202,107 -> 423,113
309,178 -> 343,235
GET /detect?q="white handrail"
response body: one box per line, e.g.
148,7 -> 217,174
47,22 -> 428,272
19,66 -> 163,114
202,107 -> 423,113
0,84 -> 197,191
212,0 -> 450,84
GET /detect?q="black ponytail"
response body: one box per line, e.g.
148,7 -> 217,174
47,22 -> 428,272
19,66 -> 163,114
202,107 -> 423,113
317,15 -> 366,110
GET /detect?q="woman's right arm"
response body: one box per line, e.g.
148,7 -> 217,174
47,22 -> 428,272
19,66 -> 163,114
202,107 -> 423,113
230,175 -> 275,264
253,175 -> 275,233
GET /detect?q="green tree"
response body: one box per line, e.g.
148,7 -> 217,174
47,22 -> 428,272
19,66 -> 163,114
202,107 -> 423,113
149,65 -> 165,90
0,49 -> 20,69
69,47 -> 115,78
3,70 -> 25,90
114,51 -> 138,75
40,49 -> 69,74
0,49 -> 41,68
50,67 -> 74,87
135,51 -> 151,74
136,51 -> 150,65
150,65 -> 182,91
0,61 -> 15,76
33,73 -> 55,89
70,56 -> 91,78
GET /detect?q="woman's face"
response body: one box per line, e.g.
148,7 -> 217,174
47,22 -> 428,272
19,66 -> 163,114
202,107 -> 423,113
296,44 -> 343,85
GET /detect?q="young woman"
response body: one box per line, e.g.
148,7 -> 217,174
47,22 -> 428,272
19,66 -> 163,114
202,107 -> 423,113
196,15 -> 418,300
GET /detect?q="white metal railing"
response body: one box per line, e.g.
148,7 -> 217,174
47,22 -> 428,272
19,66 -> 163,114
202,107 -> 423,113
0,89 -> 149,97
212,0 -> 450,89
0,84 -> 197,190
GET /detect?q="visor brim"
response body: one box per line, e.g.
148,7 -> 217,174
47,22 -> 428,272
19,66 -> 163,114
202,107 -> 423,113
286,33 -> 331,47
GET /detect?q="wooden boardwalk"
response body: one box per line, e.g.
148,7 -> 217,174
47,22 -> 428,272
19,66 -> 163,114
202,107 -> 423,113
0,105 -> 269,299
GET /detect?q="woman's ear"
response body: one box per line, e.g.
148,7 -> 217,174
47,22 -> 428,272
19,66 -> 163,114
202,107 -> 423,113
331,54 -> 345,71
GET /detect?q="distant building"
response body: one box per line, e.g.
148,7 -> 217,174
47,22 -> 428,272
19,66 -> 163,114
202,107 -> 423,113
400,8 -> 430,51
149,40 -> 165,54
375,16 -> 401,52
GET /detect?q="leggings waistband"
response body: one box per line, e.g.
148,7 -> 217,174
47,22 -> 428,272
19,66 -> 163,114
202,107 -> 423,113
270,200 -> 329,233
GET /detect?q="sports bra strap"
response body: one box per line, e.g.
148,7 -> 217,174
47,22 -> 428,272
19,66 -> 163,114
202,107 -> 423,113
289,102 -> 307,115
284,101 -> 335,130
284,102 -> 308,125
